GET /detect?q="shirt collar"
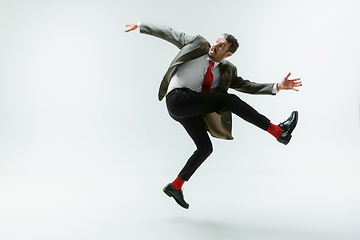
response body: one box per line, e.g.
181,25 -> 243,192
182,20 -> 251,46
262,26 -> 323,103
206,55 -> 220,68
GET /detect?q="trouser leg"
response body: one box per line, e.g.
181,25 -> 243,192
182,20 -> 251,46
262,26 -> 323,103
170,115 -> 213,181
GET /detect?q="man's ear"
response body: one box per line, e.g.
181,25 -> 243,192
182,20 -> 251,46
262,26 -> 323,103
225,52 -> 233,58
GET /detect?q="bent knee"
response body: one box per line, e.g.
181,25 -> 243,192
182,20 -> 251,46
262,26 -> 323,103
199,142 -> 213,157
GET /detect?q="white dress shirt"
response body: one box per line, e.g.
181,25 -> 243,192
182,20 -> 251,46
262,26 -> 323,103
167,54 -> 221,94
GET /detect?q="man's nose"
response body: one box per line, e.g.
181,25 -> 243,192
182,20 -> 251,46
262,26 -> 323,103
212,43 -> 220,50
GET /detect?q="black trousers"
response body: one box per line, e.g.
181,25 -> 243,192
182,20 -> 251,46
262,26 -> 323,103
166,88 -> 270,181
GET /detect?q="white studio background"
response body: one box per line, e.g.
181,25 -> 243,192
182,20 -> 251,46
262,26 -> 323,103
0,0 -> 360,240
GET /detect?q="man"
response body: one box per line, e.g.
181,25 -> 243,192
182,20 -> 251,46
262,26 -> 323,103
125,22 -> 302,209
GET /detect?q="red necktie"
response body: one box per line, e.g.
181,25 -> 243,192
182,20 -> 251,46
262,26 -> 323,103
201,60 -> 214,92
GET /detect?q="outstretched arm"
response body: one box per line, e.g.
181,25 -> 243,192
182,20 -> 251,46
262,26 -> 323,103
124,21 -> 197,50
276,72 -> 302,91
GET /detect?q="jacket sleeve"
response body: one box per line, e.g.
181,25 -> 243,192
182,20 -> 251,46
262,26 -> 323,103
139,22 -> 197,50
221,60 -> 276,95
231,75 -> 276,95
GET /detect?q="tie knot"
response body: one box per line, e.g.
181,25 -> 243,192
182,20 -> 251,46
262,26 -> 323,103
209,60 -> 214,68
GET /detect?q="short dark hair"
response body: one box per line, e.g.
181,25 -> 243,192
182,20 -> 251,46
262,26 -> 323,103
223,33 -> 239,54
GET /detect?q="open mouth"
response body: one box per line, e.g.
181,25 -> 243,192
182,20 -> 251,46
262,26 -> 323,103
209,48 -> 216,55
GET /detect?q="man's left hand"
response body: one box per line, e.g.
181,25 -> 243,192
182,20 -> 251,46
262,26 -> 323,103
277,72 -> 302,91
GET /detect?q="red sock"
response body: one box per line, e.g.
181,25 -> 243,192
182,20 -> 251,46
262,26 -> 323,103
171,177 -> 185,190
267,123 -> 282,139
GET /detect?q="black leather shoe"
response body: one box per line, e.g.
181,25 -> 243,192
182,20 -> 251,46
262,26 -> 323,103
163,183 -> 189,209
277,111 -> 298,145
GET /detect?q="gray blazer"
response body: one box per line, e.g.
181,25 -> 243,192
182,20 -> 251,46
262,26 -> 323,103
140,22 -> 275,140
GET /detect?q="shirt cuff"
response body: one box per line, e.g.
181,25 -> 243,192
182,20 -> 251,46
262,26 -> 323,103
272,83 -> 279,94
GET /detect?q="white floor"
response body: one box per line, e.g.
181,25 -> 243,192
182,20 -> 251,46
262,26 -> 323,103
1,163 -> 360,240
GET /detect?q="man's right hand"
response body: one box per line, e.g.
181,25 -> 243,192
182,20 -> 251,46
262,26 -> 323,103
125,22 -> 139,33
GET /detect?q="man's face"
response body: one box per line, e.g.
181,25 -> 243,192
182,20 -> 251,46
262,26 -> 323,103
208,35 -> 233,62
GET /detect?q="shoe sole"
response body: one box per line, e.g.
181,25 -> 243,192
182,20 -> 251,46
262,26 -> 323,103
288,111 -> 298,136
284,111 -> 298,145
